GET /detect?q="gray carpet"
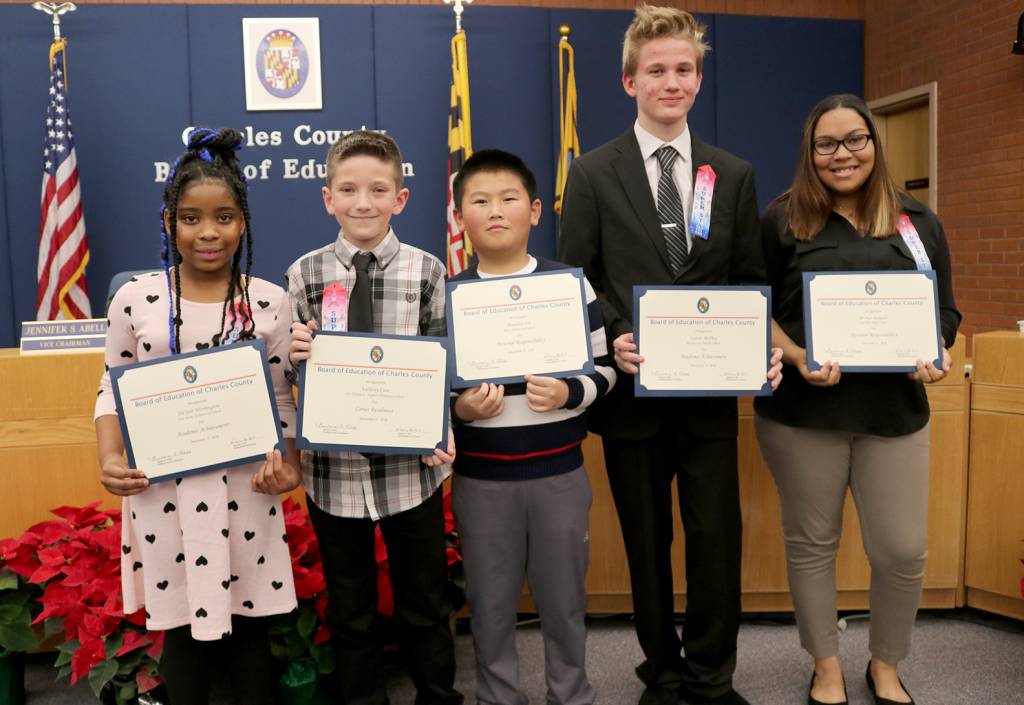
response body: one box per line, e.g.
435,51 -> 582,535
23,611 -> 1024,704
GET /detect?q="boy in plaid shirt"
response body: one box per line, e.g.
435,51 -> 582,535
287,131 -> 462,705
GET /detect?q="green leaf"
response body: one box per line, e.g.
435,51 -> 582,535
44,616 -> 66,640
0,603 -> 30,621
56,664 -> 72,681
0,622 -> 39,651
279,658 -> 317,689
53,649 -> 72,667
104,632 -> 124,660
296,608 -> 316,639
310,643 -> 335,675
118,684 -> 137,705
56,638 -> 80,654
88,659 -> 119,698
0,568 -> 18,591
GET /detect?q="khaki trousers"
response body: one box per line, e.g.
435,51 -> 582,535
754,414 -> 930,662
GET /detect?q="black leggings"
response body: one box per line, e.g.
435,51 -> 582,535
160,616 -> 278,705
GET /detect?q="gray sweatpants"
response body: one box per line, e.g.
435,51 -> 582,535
452,466 -> 595,705
754,414 -> 930,663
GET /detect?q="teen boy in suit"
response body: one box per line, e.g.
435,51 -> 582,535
559,7 -> 781,705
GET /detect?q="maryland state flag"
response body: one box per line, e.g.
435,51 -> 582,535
446,30 -> 473,277
554,29 -> 580,215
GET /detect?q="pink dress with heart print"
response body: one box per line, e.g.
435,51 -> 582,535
95,272 -> 297,640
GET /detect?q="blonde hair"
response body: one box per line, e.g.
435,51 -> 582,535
325,130 -> 404,189
780,94 -> 901,241
622,5 -> 710,76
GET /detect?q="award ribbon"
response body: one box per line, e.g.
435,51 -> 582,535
689,165 -> 716,240
321,282 -> 348,332
897,214 -> 932,271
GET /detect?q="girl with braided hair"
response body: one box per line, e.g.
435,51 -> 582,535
94,127 -> 299,705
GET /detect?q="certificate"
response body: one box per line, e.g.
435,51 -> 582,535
446,269 -> 594,387
110,341 -> 284,483
296,332 -> 450,454
803,271 -> 942,372
634,286 -> 772,397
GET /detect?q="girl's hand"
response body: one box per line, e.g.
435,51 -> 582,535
767,347 -> 784,391
252,449 -> 300,495
454,383 -> 505,421
422,428 -> 456,467
100,455 -> 149,496
289,320 -> 318,366
796,349 -> 842,387
524,375 -> 569,412
612,332 -> 644,375
909,348 -> 952,384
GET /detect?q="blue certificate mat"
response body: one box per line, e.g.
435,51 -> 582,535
802,271 -> 942,372
446,268 -> 594,388
633,285 -> 772,397
296,331 -> 451,455
110,340 -> 284,484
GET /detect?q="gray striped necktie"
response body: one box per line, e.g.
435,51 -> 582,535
655,145 -> 688,273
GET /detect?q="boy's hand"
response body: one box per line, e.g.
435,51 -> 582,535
422,428 -> 456,467
289,320 -> 318,366
100,454 -> 148,496
612,332 -> 644,375
767,347 -> 784,391
252,449 -> 301,495
524,375 -> 569,412
454,383 -> 505,421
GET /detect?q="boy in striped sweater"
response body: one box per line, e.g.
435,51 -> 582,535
449,150 -> 616,705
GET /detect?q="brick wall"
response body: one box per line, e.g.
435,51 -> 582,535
866,0 -> 1024,340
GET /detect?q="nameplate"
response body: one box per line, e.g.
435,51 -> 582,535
20,319 -> 108,355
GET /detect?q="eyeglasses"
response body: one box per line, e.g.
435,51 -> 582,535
812,133 -> 872,156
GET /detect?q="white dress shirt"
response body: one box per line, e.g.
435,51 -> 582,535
634,120 -> 694,253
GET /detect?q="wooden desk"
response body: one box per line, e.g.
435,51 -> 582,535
526,333 -> 971,613
0,339 -> 975,615
965,331 -> 1024,620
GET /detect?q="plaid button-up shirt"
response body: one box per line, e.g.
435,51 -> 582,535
286,229 -> 450,519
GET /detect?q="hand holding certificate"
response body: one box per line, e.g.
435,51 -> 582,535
296,332 -> 450,455
634,286 -> 772,397
110,341 -> 284,483
802,271 -> 942,372
446,269 -> 594,387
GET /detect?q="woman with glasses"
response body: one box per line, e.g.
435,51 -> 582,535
754,94 -> 960,705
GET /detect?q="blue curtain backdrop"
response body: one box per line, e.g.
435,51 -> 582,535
0,4 -> 862,348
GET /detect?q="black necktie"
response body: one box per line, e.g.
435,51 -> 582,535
655,145 -> 689,273
348,252 -> 374,333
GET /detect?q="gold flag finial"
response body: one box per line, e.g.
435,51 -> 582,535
443,0 -> 474,34
31,2 -> 76,41
560,24 -> 572,38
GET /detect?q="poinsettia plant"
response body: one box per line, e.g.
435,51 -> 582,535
0,490 -> 464,705
0,504 -> 163,705
270,498 -> 333,703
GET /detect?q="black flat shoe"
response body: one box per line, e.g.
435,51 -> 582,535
865,663 -> 915,705
808,671 -> 848,705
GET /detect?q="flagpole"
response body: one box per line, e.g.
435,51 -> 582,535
442,0 -> 473,34
31,2 -> 76,41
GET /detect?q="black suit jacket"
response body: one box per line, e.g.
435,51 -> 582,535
559,128 -> 765,442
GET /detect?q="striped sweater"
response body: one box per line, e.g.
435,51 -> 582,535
451,256 -> 616,481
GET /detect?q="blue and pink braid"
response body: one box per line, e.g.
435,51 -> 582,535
158,127 -> 256,354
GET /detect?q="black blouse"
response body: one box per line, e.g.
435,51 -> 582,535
754,194 -> 961,437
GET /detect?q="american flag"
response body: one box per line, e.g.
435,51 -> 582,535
37,38 -> 91,320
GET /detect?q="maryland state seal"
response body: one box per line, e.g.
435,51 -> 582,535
256,29 -> 309,99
